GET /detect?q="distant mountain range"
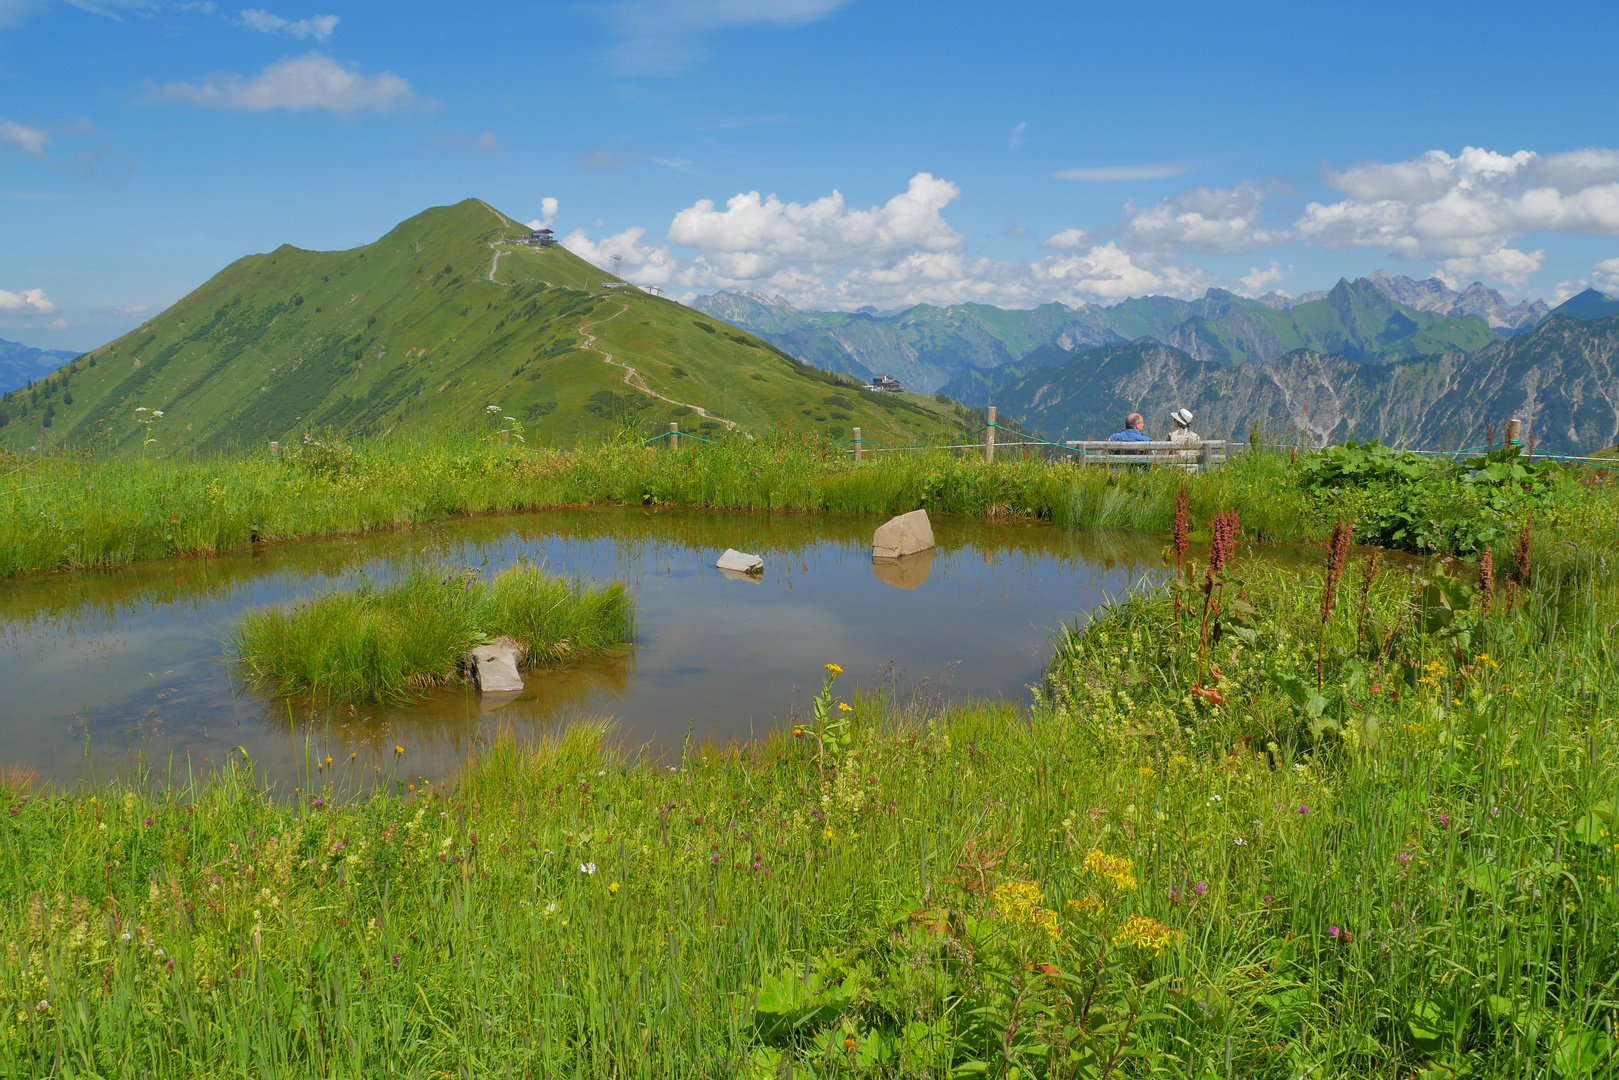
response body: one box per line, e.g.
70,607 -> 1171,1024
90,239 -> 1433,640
0,338 -> 81,396
690,272 -> 1552,397
991,312 -> 1619,456
693,278 -> 1619,455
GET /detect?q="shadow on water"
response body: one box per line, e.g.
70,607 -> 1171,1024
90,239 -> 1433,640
0,507 -> 1168,789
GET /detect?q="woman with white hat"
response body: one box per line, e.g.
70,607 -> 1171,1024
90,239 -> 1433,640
1168,408 -> 1201,464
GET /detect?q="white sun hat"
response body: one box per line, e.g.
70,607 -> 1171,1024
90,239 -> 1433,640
1172,408 -> 1194,426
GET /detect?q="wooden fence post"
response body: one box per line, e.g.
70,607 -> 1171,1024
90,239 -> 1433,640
1504,417 -> 1522,445
985,406 -> 996,464
669,422 -> 679,450
852,426 -> 863,461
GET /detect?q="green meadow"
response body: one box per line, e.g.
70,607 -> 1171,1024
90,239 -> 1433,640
0,436 -> 1616,1076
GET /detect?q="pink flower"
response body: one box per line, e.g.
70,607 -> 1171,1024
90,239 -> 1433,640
1297,804 -> 1309,816
1193,881 -> 1208,896
1327,925 -> 1340,938
1397,851 -> 1411,864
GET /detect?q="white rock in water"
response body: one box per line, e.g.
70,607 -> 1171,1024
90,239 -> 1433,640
716,548 -> 764,574
470,643 -> 523,693
872,509 -> 935,560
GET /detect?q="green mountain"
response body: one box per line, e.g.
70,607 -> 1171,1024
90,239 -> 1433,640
697,279 -> 1500,403
1158,278 -> 1498,365
992,313 -> 1619,455
687,292 -> 1126,393
0,338 -> 80,396
1550,288 -> 1619,322
0,200 -> 967,454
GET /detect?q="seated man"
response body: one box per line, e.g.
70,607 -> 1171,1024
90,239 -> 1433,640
1168,408 -> 1202,463
1107,413 -> 1151,442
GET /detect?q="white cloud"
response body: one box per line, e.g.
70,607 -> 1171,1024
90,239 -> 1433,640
562,225 -> 679,286
1236,262 -> 1290,295
1055,162 -> 1188,182
1009,120 -> 1027,149
601,0 -> 850,76
241,8 -> 338,40
0,117 -> 48,157
565,172 -> 1217,310
525,196 -> 559,231
1040,228 -> 1088,251
147,51 -> 414,114
0,287 -> 56,314
118,303 -> 148,315
1592,257 -> 1619,294
1298,146 -> 1619,286
46,317 -> 67,329
651,156 -> 695,172
1122,180 -> 1289,255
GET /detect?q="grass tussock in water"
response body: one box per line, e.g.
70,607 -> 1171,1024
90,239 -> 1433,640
233,562 -> 633,702
2,548 -> 1615,1076
14,426 -> 1613,578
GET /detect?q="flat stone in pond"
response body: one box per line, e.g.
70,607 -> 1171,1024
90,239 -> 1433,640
469,643 -> 523,693
715,548 -> 764,574
873,509 -> 935,560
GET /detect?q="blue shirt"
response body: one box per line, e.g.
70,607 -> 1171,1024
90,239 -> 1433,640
1107,428 -> 1150,442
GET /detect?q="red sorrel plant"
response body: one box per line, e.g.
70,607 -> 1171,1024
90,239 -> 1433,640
1319,518 -> 1354,691
1196,510 -> 1240,684
1508,522 -> 1532,608
1479,550 -> 1495,614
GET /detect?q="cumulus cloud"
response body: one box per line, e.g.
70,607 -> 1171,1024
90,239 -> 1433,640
0,117 -> 48,157
241,8 -> 338,40
1298,145 -> 1619,286
1055,162 -> 1188,181
0,287 -> 56,314
525,196 -> 559,230
146,51 -> 414,114
1592,257 -> 1619,294
1236,262 -> 1290,296
1122,180 -> 1289,255
600,0 -> 850,76
562,172 -> 1217,310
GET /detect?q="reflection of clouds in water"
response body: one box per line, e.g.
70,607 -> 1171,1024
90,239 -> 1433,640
0,508 -> 1170,786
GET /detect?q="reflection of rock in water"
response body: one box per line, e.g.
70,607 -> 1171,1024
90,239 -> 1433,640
872,548 -> 934,589
717,567 -> 763,584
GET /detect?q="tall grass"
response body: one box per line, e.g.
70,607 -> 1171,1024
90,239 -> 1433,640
0,553 -> 1613,1076
0,430 -> 1350,578
234,562 -> 634,701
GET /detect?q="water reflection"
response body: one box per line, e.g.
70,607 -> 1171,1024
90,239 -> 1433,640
0,508 -> 1164,787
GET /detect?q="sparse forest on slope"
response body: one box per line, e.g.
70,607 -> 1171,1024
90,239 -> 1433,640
0,201 -> 967,454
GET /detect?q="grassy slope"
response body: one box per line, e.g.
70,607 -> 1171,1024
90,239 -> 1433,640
0,200 -> 966,454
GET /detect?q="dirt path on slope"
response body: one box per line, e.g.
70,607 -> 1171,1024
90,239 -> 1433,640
578,303 -> 741,432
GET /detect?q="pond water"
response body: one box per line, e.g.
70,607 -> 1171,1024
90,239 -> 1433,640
0,509 -> 1165,788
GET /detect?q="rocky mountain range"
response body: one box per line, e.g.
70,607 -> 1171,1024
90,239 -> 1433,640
991,313 -> 1619,456
692,274 -> 1530,398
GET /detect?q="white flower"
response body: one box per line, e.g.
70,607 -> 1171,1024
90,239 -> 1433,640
440,836 -> 454,848
485,404 -> 501,414
35,1000 -> 48,1012
1234,836 -> 1247,846
545,902 -> 559,915
153,948 -> 165,957
120,932 -> 132,941
1208,794 -> 1222,804
579,862 -> 597,875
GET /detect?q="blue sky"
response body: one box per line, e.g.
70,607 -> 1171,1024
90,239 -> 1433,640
2,0 -> 1617,351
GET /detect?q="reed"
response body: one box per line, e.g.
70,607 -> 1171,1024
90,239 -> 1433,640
233,562 -> 634,702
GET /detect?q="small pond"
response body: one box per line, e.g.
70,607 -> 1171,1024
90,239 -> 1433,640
0,509 -> 1166,787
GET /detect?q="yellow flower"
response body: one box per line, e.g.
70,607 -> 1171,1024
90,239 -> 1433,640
326,756 -> 333,764
823,827 -> 834,839
394,745 -> 404,755
1068,895 -> 1106,919
1138,766 -> 1157,779
1082,849 -> 1138,891
824,663 -> 843,675
608,881 -> 620,894
1114,914 -> 1179,953
991,880 -> 1061,940
837,702 -> 852,712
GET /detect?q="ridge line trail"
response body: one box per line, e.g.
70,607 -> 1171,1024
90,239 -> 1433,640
578,303 -> 741,432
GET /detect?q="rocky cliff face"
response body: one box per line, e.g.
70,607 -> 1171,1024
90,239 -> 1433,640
995,315 -> 1619,455
1365,270 -> 1548,331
